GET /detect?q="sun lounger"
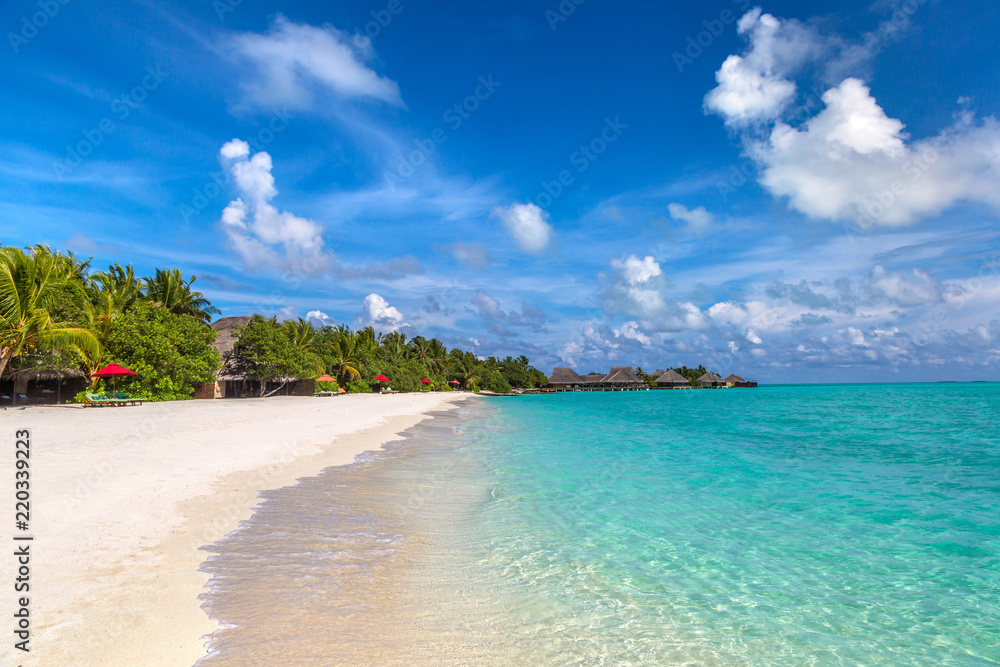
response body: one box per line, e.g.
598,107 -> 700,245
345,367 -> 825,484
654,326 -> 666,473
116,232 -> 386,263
114,392 -> 149,405
313,390 -> 337,397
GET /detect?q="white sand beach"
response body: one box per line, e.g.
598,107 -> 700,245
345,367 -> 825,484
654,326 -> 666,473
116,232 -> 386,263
0,393 -> 466,666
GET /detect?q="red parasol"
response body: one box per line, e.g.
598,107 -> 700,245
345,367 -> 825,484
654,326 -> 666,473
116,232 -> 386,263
420,378 -> 431,383
373,374 -> 391,382
449,380 -> 460,386
92,363 -> 137,397
315,374 -> 337,382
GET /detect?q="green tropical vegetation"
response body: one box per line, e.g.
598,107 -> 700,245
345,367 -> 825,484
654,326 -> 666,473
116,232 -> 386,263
1,244 -> 548,402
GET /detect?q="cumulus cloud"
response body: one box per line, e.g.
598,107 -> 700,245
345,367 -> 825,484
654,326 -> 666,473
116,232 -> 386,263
614,321 -> 653,346
491,203 -> 554,254
358,293 -> 408,332
218,139 -> 331,273
668,203 -> 714,232
707,10 -> 1000,227
611,254 -> 662,286
865,265 -> 943,307
306,309 -> 338,326
228,15 -> 402,110
704,8 -> 822,125
470,290 -> 546,336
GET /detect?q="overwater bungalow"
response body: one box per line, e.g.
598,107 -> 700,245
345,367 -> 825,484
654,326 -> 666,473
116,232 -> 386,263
722,373 -> 757,388
601,366 -> 647,388
580,373 -> 606,385
696,371 -> 724,388
654,369 -> 690,388
547,367 -> 585,389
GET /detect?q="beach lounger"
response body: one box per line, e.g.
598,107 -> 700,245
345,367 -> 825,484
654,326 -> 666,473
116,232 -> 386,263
313,390 -> 336,397
114,392 -> 149,405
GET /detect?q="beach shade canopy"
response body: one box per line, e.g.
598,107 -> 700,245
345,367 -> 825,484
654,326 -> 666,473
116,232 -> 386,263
449,380 -> 461,385
314,374 -> 337,382
420,378 -> 431,384
92,363 -> 137,398
373,374 -> 391,383
92,363 -> 137,378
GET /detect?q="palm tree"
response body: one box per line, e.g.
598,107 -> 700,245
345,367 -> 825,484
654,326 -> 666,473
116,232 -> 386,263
283,318 -> 317,351
141,268 -> 220,322
87,263 -> 142,343
327,331 -> 365,381
0,246 -> 99,379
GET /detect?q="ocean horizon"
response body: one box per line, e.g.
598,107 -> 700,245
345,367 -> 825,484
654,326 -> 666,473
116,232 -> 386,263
198,383 -> 1000,665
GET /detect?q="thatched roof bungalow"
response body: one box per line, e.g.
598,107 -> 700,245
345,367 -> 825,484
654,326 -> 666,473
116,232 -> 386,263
547,367 -> 584,388
696,371 -> 723,388
1,365 -> 88,405
201,316 -> 314,398
580,373 -> 606,384
601,366 -> 646,386
722,373 -> 745,388
654,369 -> 689,387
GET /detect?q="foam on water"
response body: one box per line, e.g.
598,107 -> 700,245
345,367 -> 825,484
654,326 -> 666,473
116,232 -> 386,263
198,385 -> 1000,665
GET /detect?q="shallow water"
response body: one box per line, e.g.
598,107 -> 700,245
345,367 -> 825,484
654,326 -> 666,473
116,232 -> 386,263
199,385 -> 1000,665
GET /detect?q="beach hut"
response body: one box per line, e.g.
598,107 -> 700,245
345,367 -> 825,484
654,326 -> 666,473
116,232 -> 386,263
696,371 -> 724,388
0,366 -> 88,406
547,367 -> 584,389
199,316 -> 315,398
654,369 -> 689,388
579,373 -> 606,385
601,366 -> 647,389
722,373 -> 745,388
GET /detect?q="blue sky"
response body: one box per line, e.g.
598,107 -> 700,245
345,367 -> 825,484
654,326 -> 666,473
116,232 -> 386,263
3,0 -> 1000,382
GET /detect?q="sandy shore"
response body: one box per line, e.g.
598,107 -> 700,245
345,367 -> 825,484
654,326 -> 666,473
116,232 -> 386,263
0,393 -> 466,666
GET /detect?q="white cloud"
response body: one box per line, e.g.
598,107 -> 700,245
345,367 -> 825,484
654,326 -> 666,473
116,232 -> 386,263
757,83 -> 1000,225
745,328 -> 763,344
668,203 -> 714,231
704,8 -> 822,125
611,254 -> 662,285
358,293 -> 408,332
706,9 -> 1000,227
491,202 -> 554,254
865,265 -> 942,307
218,139 -> 331,273
614,321 -> 653,346
228,15 -> 402,111
306,309 -> 337,326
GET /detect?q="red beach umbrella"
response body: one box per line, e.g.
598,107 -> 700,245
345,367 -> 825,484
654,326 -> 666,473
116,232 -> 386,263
92,363 -> 137,397
420,378 -> 431,384
314,374 -> 337,382
373,374 -> 391,382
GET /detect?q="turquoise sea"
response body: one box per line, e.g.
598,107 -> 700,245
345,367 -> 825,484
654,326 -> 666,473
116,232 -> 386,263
199,384 -> 1000,665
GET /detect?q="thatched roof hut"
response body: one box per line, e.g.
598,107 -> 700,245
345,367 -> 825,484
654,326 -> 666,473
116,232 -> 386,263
601,366 -> 645,385
211,316 -> 253,358
2,367 -> 87,381
722,373 -> 746,384
697,371 -> 723,387
655,369 -> 689,386
548,367 -> 584,387
580,373 -> 606,384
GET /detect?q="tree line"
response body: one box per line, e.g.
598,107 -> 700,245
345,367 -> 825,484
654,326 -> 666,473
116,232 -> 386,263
0,245 -> 548,401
